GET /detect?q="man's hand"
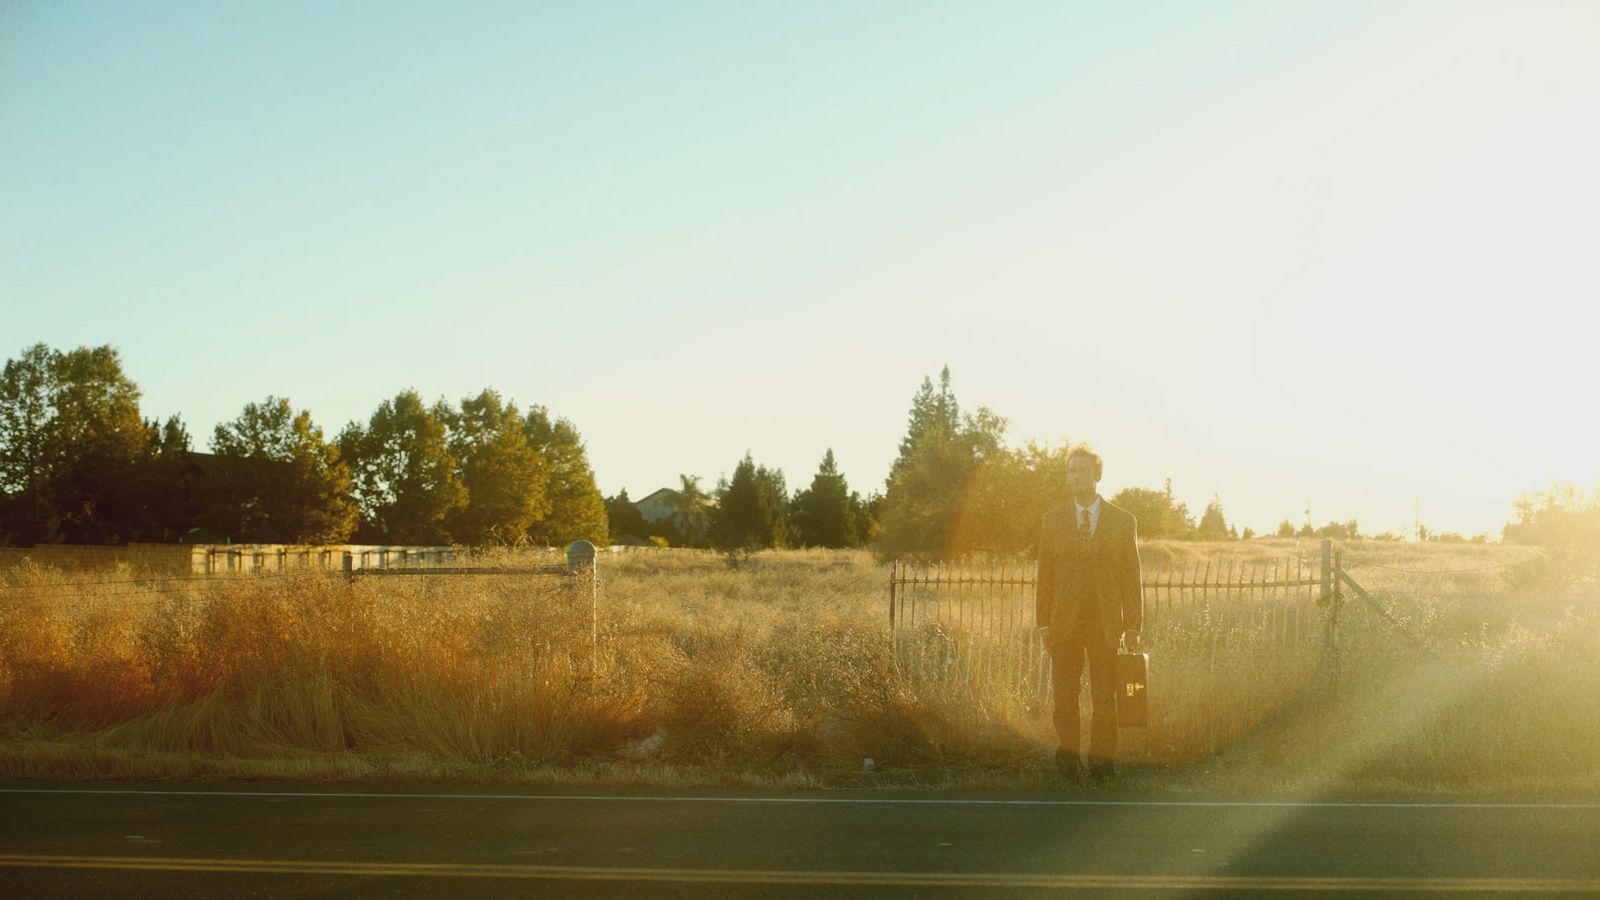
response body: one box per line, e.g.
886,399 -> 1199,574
1123,630 -> 1141,652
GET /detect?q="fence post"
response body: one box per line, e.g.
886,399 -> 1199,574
342,551 -> 353,582
1321,539 -> 1338,693
1320,540 -> 1332,602
567,541 -> 599,679
888,561 -> 897,631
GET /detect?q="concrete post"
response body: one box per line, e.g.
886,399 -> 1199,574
567,541 -> 599,678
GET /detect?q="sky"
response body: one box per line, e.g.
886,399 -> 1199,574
3,1 -> 1597,539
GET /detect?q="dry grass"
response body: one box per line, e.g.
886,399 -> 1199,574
0,541 -> 1595,795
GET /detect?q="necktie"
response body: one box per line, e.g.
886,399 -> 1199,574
1079,506 -> 1091,541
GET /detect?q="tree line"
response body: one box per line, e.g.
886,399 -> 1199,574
4,345 -> 1542,554
0,343 -> 606,547
608,367 -> 1273,557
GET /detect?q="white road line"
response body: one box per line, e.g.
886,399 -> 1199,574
2,788 -> 1597,810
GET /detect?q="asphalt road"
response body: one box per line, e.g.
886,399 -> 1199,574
3,783 -> 1598,897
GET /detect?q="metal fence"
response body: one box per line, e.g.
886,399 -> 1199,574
889,543 -> 1339,698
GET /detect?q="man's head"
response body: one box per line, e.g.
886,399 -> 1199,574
1065,444 -> 1102,504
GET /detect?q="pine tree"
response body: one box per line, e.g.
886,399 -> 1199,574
711,452 -> 788,551
1197,495 -> 1229,541
889,365 -> 961,481
876,368 -> 1011,559
790,449 -> 858,548
605,488 -> 650,543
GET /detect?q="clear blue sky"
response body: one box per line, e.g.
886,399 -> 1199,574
4,1 -> 1597,538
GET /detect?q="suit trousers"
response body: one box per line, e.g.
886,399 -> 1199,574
1050,602 -> 1118,762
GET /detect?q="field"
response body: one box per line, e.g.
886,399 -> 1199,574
0,539 -> 1596,795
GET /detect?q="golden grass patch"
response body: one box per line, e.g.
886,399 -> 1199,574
0,544 -> 1594,794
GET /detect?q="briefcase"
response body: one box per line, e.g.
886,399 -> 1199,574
1115,652 -> 1149,728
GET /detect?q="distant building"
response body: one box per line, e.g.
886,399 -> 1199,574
635,487 -> 716,541
634,488 -> 678,525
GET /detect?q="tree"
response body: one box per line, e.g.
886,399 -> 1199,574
789,449 -> 859,548
605,489 -> 650,543
877,369 -> 1012,560
853,491 -> 881,546
944,440 -> 1071,556
1311,520 -> 1360,540
1196,495 -> 1229,541
0,344 -> 61,544
711,452 -> 788,551
209,397 -> 357,543
1276,520 -> 1296,538
139,415 -> 203,543
446,390 -> 549,546
889,365 -> 962,480
1108,480 -> 1195,540
523,407 -> 607,546
665,474 -> 711,547
339,391 -> 466,543
1506,482 -> 1600,548
0,344 -> 149,544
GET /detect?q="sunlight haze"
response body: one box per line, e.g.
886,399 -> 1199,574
4,0 -> 1596,538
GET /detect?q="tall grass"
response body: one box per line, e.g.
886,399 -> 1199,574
0,541 -> 1595,793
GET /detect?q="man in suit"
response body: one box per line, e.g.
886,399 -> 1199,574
1036,445 -> 1142,780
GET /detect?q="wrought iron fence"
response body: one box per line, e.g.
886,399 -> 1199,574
889,545 -> 1336,699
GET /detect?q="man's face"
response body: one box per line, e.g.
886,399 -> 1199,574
1066,455 -> 1099,499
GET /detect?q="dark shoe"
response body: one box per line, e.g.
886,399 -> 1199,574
1087,760 -> 1116,782
1054,748 -> 1084,779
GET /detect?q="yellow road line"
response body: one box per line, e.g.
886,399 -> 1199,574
0,855 -> 1595,892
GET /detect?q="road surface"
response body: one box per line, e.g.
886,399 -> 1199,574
2,783 -> 1598,896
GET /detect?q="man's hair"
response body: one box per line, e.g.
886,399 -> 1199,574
1066,443 -> 1103,480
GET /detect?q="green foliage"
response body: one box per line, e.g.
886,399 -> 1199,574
889,365 -> 961,481
665,475 -> 711,548
876,368 -> 1015,560
1,342 -> 610,549
208,397 -> 357,543
789,449 -> 860,548
446,390 -> 549,546
711,452 -> 788,551
941,440 -> 1070,556
1196,495 -> 1229,541
0,343 -> 149,544
523,407 -> 608,547
605,489 -> 652,544
854,492 -> 881,546
1506,482 -> 1600,547
1502,483 -> 1600,588
0,345 -> 62,543
140,416 -> 203,543
1109,480 -> 1195,540
1312,519 -> 1360,540
1276,520 -> 1296,538
339,390 -> 466,544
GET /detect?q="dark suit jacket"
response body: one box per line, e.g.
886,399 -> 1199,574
1036,498 -> 1143,651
